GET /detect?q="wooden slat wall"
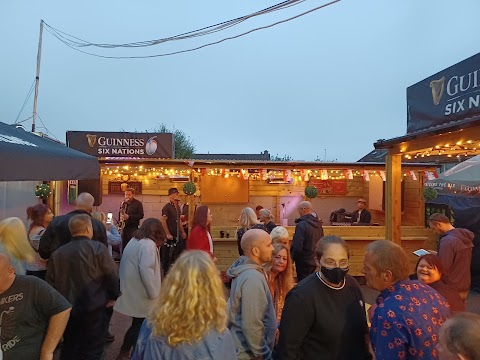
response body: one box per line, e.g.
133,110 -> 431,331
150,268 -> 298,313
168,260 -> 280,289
211,225 -> 437,274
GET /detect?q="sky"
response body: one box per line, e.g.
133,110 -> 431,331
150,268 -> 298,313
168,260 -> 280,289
1,0 -> 480,162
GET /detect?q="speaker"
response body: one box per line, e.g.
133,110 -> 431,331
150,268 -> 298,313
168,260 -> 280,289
78,178 -> 103,206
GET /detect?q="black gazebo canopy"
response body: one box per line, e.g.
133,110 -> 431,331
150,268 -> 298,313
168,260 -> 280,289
0,122 -> 100,181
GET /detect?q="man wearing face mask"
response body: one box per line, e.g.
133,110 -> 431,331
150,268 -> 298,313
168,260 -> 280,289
275,236 -> 372,360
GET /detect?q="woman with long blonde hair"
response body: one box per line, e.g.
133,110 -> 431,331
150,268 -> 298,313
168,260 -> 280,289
0,217 -> 35,275
132,250 -> 236,360
264,242 -> 294,323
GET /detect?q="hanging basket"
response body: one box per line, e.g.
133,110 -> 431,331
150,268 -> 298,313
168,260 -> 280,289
35,183 -> 52,200
183,182 -> 197,196
423,187 -> 438,201
304,185 -> 318,199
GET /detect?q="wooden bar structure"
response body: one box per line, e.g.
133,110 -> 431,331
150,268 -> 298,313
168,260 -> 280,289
59,158 -> 439,276
376,121 -> 480,246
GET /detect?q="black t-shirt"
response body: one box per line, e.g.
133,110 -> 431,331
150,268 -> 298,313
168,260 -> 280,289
162,202 -> 180,238
275,273 -> 372,360
0,275 -> 71,360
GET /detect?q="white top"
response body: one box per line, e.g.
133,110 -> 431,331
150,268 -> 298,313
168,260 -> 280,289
207,232 -> 214,254
114,237 -> 161,318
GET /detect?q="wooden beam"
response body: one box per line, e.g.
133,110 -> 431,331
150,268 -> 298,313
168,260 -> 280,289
387,127 -> 480,155
386,154 -> 402,244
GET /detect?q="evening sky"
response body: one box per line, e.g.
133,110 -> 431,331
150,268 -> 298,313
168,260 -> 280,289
1,0 -> 479,162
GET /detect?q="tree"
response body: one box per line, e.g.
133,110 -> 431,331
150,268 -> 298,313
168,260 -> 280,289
151,123 -> 196,159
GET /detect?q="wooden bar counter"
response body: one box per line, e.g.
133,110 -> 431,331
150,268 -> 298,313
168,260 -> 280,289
211,225 -> 437,276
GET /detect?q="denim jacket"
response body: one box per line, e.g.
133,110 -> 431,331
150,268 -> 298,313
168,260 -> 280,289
132,320 -> 237,360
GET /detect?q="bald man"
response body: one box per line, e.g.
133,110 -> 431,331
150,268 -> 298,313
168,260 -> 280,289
292,201 -> 324,281
39,192 -> 108,259
226,229 -> 276,360
0,254 -> 71,360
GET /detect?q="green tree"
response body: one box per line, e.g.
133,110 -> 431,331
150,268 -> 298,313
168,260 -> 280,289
151,123 -> 196,159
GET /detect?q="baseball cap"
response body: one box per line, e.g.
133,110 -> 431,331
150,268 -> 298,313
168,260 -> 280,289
168,188 -> 179,195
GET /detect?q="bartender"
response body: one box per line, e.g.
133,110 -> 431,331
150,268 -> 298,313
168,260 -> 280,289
351,198 -> 371,225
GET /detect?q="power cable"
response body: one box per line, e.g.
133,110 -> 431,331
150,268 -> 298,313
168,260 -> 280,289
14,79 -> 36,123
43,0 -> 306,49
44,0 -> 340,59
35,112 -> 59,141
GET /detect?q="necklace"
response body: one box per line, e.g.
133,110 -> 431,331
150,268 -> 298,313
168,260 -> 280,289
316,271 -> 346,290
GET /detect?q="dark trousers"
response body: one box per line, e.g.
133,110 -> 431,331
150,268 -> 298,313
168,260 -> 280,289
296,264 -> 316,282
105,306 -> 113,335
61,308 -> 106,360
122,226 -> 138,250
120,317 -> 145,353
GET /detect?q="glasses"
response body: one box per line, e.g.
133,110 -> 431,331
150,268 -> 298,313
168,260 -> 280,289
322,258 -> 349,269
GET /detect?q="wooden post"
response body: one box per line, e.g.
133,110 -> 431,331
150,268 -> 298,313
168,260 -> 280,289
386,153 -> 402,244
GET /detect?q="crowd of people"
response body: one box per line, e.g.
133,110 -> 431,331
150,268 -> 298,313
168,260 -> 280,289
0,189 -> 479,360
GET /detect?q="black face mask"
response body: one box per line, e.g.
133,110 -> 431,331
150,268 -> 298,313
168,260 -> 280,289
321,266 -> 349,284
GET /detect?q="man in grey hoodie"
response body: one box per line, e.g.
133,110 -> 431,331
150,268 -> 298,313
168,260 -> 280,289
428,213 -> 474,300
227,229 -> 276,360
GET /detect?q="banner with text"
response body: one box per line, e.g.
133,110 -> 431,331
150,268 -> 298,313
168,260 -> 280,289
67,131 -> 174,158
407,52 -> 480,134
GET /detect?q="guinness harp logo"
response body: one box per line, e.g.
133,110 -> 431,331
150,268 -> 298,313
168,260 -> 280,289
86,134 -> 97,147
430,76 -> 445,106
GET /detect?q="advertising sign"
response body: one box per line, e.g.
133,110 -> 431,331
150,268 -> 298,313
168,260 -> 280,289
66,131 -> 174,158
407,52 -> 480,134
309,179 -> 347,195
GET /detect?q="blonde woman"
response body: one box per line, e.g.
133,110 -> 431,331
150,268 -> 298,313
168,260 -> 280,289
259,209 -> 277,233
132,250 -> 236,360
0,217 -> 35,275
270,226 -> 290,247
264,243 -> 294,323
236,207 -> 266,256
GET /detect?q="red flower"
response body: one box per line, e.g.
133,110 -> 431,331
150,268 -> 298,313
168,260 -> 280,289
406,318 -> 413,326
415,328 -> 423,336
383,321 -> 392,329
387,310 -> 396,318
424,340 -> 431,347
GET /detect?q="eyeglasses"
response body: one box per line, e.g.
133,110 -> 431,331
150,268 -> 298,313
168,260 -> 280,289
322,258 -> 349,269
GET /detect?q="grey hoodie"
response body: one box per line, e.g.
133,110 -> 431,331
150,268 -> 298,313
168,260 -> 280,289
227,256 -> 277,360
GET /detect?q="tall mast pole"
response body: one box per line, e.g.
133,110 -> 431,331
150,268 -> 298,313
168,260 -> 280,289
32,20 -> 44,132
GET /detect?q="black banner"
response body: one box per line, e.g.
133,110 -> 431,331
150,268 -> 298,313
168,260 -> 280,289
407,52 -> 480,134
66,131 -> 174,158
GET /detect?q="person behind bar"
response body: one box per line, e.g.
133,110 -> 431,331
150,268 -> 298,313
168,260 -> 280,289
351,198 -> 371,225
